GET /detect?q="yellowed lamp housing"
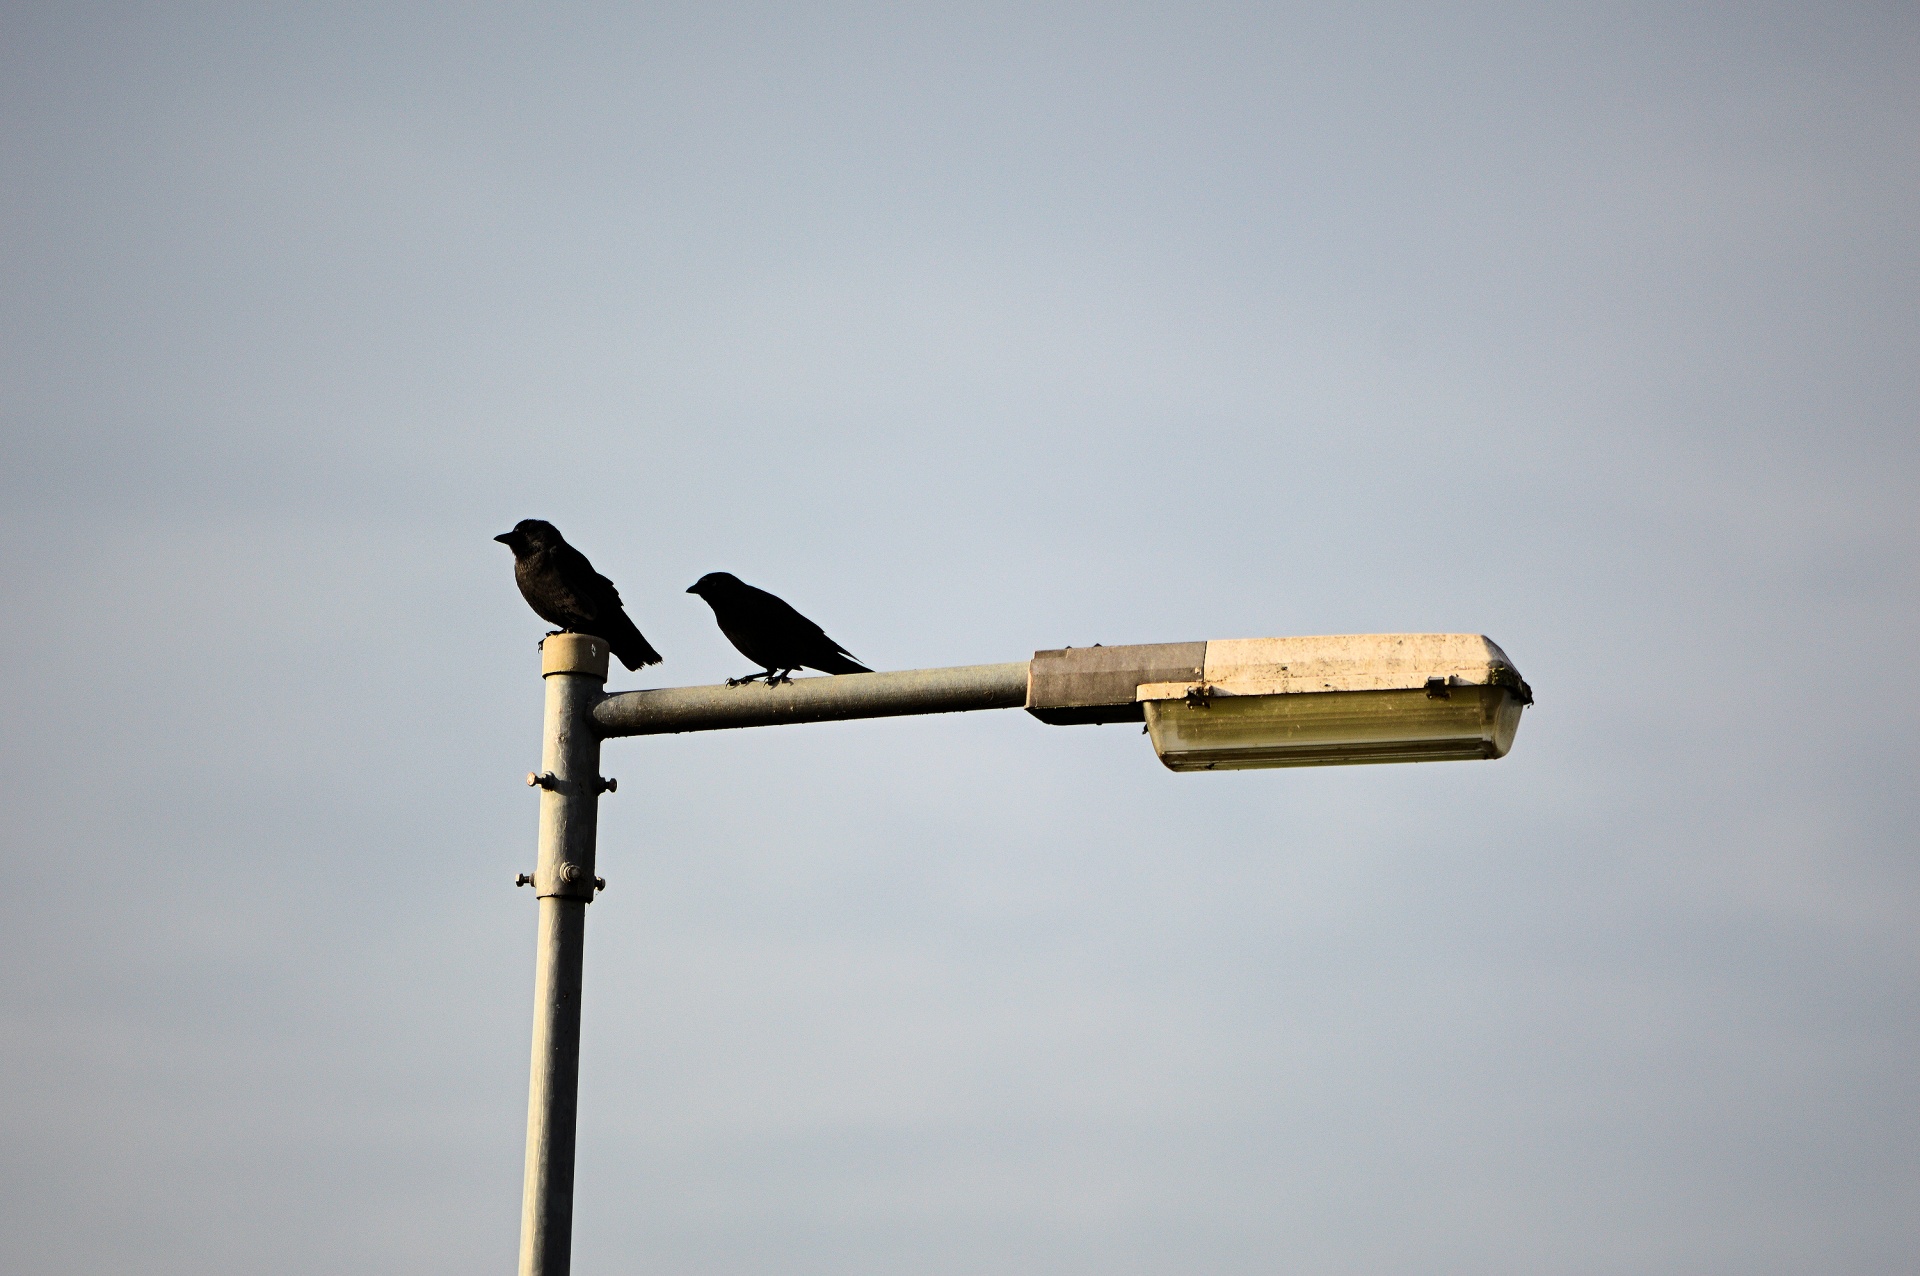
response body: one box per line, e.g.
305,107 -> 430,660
1137,635 -> 1530,772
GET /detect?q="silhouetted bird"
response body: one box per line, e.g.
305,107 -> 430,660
686,572 -> 871,685
495,519 -> 662,670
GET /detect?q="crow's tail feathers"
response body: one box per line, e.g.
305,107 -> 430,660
607,614 -> 664,670
813,650 -> 871,676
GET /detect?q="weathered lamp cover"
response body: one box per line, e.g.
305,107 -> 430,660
1027,635 -> 1531,771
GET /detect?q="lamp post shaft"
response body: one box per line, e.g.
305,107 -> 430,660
517,635 -> 609,1276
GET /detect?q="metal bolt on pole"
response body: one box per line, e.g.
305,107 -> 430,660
516,633 -> 608,1276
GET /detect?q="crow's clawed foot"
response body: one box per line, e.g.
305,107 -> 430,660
766,671 -> 795,687
727,671 -> 777,688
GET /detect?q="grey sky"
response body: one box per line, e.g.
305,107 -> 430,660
2,4 -> 1916,1273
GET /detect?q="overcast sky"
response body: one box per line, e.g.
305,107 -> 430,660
2,4 -> 1916,1273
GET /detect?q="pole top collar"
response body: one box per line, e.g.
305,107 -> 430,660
540,633 -> 610,680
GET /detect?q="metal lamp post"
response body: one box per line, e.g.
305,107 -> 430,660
515,634 -> 611,1276
511,633 -> 1532,1275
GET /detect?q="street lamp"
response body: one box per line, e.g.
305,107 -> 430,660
513,631 -> 1531,1275
1138,634 -> 1529,770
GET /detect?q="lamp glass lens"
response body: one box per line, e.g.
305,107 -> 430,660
1144,686 -> 1523,771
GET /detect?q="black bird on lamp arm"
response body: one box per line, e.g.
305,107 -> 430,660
687,572 -> 871,686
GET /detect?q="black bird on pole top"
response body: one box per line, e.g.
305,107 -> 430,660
495,519 -> 663,670
687,572 -> 871,686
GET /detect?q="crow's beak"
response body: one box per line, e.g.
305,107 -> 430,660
494,532 -> 515,545
685,584 -> 698,594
